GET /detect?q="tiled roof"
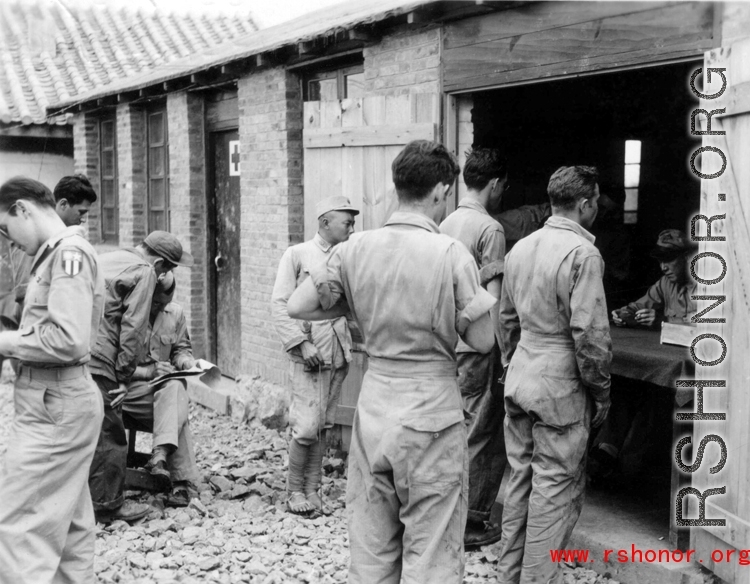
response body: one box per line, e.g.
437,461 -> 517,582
0,0 -> 257,126
50,0 -> 433,113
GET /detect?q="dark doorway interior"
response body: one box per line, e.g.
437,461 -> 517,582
472,61 -> 701,308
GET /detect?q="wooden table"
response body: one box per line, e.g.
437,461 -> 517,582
609,326 -> 694,549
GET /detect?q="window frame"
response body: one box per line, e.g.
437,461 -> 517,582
304,63 -> 364,101
146,108 -> 170,232
98,116 -> 119,243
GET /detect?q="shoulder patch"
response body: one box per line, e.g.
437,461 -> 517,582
61,250 -> 83,277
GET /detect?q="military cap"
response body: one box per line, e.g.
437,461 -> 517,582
144,231 -> 194,267
649,229 -> 697,261
316,196 -> 360,219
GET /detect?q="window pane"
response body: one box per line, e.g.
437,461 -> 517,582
624,164 -> 640,188
150,211 -> 166,232
309,78 -> 338,101
625,140 -> 641,164
624,211 -> 638,225
624,188 -> 639,212
149,112 -> 164,145
102,151 -> 114,177
102,180 -> 115,206
149,146 -> 165,177
103,208 -> 116,234
150,179 -> 165,208
345,72 -> 365,98
102,121 -> 115,149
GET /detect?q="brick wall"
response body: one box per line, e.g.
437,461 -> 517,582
116,104 -> 147,247
167,91 -> 208,359
363,25 -> 441,96
238,67 -> 303,385
72,113 -> 102,243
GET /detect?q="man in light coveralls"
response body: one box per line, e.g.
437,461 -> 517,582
288,140 -> 496,583
497,165 -> 612,584
0,176 -> 105,584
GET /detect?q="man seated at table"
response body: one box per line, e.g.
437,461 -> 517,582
590,229 -> 696,482
122,273 -> 199,506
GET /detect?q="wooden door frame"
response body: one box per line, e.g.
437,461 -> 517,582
205,128 -> 238,365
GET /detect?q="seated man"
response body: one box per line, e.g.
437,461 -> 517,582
590,229 -> 696,481
122,273 -> 199,506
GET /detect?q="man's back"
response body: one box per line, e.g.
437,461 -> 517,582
326,211 -> 480,362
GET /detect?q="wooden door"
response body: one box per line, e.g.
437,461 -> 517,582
687,40 -> 750,583
209,130 -> 242,378
303,94 -> 439,442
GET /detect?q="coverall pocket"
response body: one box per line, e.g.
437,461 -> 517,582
42,386 -> 64,425
534,374 -> 587,428
401,416 -> 466,486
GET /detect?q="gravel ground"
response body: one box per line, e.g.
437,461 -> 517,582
0,366 -> 617,584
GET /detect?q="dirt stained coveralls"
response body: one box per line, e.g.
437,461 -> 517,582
0,226 -> 105,584
123,301 -> 198,483
272,232 -> 352,444
497,216 -> 611,584
311,211 -> 496,584
88,248 -> 157,512
440,198 -> 508,526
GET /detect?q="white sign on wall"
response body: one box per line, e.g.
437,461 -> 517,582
229,140 -> 240,176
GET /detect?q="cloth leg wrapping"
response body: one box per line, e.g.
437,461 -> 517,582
304,429 -> 326,495
287,438 -> 310,493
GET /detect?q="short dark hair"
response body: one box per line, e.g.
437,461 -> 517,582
547,166 -> 600,210
391,140 -> 460,203
463,147 -> 507,191
0,176 -> 55,212
53,174 -> 97,205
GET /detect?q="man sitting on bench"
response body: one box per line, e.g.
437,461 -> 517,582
123,273 -> 199,507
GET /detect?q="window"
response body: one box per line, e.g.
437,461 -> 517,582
304,64 -> 364,101
99,118 -> 118,243
624,140 -> 641,225
146,109 -> 169,232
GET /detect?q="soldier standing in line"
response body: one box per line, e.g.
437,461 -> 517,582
439,147 -> 509,547
88,231 -> 193,524
288,140 -> 496,583
497,166 -> 612,584
0,177 -> 105,584
271,196 -> 359,514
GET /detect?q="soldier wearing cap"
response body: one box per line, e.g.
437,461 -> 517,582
88,230 -> 194,524
590,229 -> 697,481
122,272 -> 199,507
271,195 -> 358,515
611,229 -> 697,327
0,177 -> 105,583
288,140 -> 496,583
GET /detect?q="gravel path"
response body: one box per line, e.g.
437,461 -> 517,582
0,368 -> 617,584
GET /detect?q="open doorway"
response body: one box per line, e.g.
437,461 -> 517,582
471,61 -> 701,309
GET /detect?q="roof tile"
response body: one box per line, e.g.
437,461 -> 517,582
0,0 -> 258,125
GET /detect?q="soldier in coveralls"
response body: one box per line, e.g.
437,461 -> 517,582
497,166 -> 612,584
288,140 -> 496,583
0,177 -> 105,584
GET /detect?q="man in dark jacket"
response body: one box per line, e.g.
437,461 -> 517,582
88,231 -> 193,524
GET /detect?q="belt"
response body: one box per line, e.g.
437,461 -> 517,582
519,329 -> 575,349
18,364 -> 88,382
368,357 -> 456,378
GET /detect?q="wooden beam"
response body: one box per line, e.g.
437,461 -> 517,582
298,41 -> 317,55
117,90 -> 138,104
0,124 -> 72,139
256,53 -> 269,67
304,123 -> 437,148
347,28 -> 374,43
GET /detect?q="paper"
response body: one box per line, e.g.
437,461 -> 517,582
148,358 -> 222,389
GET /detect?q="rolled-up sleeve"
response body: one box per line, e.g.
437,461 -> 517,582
477,224 -> 505,285
569,254 -> 612,402
309,244 -> 347,311
271,248 -> 308,352
451,244 -> 497,332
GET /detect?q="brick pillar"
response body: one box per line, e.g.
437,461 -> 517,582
167,91 -> 208,359
238,67 -> 303,385
116,103 -> 147,246
72,113 -> 101,243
